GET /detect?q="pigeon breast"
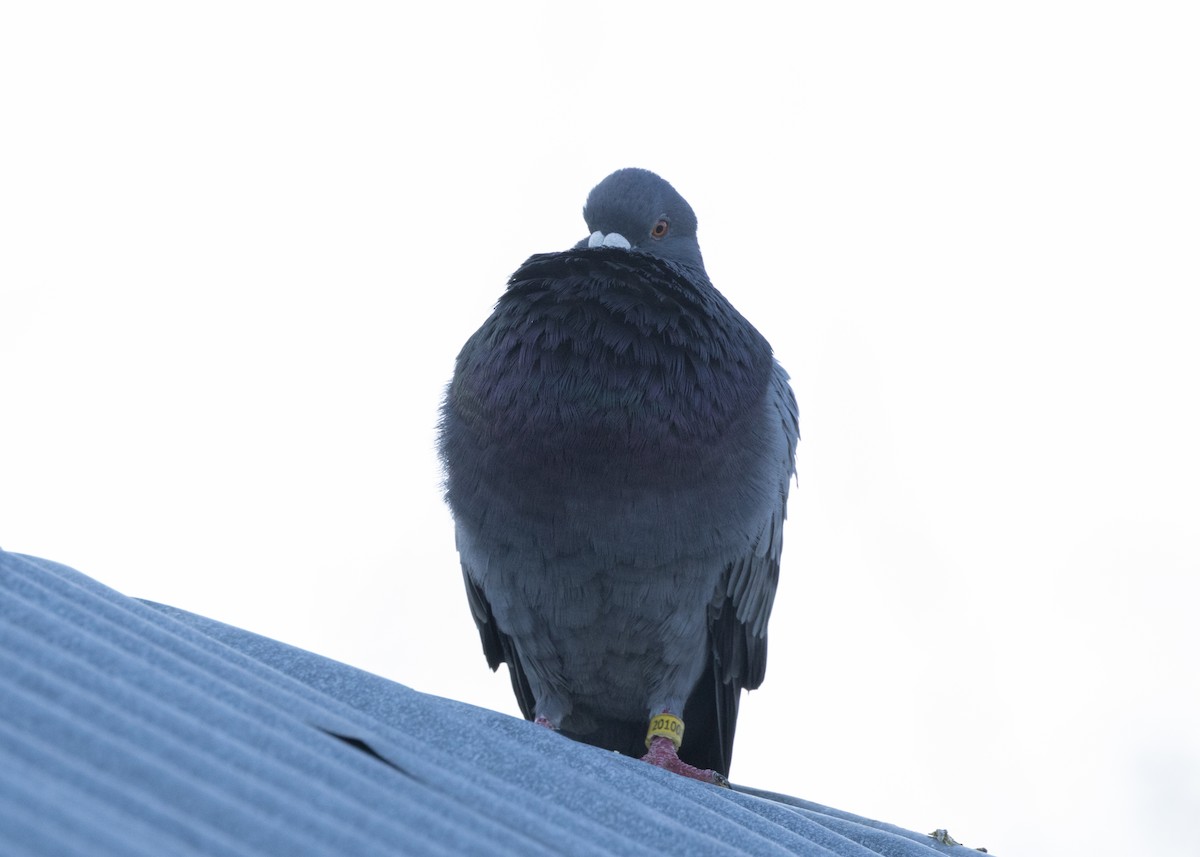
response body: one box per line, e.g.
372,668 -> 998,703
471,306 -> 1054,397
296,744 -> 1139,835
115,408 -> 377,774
441,247 -> 780,570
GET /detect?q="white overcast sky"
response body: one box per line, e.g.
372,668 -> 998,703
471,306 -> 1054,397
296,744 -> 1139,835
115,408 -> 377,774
2,3 -> 1198,855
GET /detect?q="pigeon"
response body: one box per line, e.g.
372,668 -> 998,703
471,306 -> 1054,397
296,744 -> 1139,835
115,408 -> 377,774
438,168 -> 799,785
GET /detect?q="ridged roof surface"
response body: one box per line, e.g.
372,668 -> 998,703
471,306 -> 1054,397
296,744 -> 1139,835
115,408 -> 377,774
0,549 -> 981,856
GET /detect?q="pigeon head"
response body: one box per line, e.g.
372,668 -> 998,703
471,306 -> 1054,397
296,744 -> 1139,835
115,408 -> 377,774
578,168 -> 704,270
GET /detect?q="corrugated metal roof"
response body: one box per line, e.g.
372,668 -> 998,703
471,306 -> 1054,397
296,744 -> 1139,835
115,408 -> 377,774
0,549 -> 982,856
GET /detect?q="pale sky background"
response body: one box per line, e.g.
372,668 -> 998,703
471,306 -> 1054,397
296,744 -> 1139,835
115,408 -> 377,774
2,3 -> 1198,855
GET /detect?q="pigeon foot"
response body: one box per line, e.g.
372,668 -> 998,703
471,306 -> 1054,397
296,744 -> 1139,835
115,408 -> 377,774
533,715 -> 558,730
641,736 -> 729,787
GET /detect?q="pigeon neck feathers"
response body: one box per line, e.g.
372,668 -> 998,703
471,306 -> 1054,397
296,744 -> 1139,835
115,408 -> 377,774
451,247 -> 773,464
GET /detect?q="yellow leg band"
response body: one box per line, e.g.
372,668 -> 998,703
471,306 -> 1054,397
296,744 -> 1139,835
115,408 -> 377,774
645,713 -> 685,750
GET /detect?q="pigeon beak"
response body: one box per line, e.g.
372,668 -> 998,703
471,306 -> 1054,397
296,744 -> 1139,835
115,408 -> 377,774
587,231 -> 632,250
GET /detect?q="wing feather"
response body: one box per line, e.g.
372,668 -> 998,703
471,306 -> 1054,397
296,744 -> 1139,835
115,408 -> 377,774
702,361 -> 799,771
461,561 -> 536,721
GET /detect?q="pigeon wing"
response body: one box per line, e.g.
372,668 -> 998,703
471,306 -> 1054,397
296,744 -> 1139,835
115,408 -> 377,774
696,362 -> 800,775
461,561 -> 536,721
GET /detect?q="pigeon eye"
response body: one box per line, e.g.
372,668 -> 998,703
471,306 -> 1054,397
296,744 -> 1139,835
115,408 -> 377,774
651,219 -> 669,239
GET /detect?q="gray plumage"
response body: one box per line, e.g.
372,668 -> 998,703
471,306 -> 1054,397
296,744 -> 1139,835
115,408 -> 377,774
438,168 -> 799,777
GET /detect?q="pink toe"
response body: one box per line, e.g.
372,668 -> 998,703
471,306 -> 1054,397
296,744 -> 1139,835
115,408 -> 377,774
640,736 -> 728,787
